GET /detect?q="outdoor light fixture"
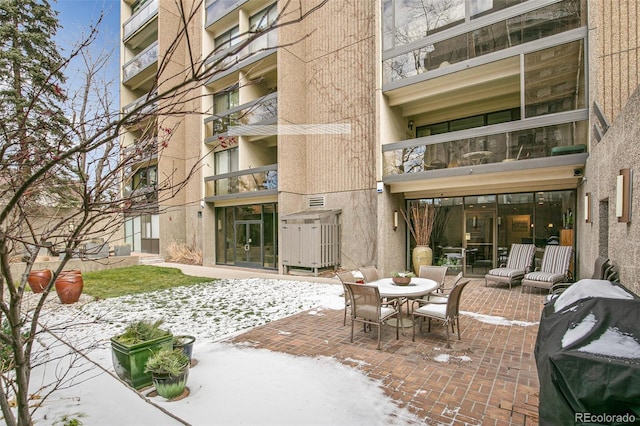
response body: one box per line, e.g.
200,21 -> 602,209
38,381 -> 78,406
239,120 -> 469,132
584,192 -> 591,223
393,210 -> 399,231
408,120 -> 413,130
616,169 -> 632,223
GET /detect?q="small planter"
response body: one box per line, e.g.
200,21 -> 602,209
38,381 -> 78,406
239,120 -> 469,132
392,276 -> 412,286
152,368 -> 189,399
27,269 -> 52,293
145,348 -> 190,399
54,270 -> 83,304
173,335 -> 196,363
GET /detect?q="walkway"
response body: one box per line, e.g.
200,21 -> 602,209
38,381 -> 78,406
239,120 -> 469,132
164,263 -> 544,425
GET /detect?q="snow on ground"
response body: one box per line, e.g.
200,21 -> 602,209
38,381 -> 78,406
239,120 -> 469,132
24,278 -> 423,425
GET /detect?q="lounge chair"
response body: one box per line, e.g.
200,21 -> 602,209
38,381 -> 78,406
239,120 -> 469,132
522,245 -> 572,292
484,244 -> 536,289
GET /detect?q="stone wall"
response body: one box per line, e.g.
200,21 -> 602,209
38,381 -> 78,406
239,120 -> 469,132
579,86 -> 640,294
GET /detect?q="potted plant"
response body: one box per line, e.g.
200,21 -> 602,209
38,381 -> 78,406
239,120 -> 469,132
392,271 -> 414,286
110,320 -> 173,389
145,348 -> 190,399
401,202 -> 438,274
172,335 -> 196,365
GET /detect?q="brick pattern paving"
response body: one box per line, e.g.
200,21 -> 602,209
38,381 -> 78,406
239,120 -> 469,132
230,278 -> 547,425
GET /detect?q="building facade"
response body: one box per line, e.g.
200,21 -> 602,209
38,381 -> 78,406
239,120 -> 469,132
119,0 -> 639,293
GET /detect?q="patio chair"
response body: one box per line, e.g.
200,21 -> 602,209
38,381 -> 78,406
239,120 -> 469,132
418,265 -> 448,292
521,245 -> 572,292
344,282 -> 400,350
336,271 -> 358,326
411,278 -> 470,348
421,271 -> 463,304
359,266 -> 379,283
484,244 -> 535,289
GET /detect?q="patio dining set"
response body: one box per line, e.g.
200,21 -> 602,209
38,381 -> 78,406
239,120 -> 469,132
336,266 -> 470,350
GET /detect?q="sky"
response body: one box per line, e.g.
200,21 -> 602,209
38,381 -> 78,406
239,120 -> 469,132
52,0 -> 121,93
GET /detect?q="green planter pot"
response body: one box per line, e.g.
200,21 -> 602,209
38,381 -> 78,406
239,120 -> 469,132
110,335 -> 173,389
152,367 -> 189,399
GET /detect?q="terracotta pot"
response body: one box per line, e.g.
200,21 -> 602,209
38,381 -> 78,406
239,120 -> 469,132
28,269 -> 52,293
55,270 -> 83,304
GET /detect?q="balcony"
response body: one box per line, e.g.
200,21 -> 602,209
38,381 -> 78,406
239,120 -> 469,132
204,165 -> 277,201
123,0 -> 158,48
123,92 -> 158,124
204,93 -> 277,143
382,112 -> 588,194
123,41 -> 158,90
205,31 -> 277,87
122,137 -> 158,166
383,0 -> 584,87
205,0 -> 248,28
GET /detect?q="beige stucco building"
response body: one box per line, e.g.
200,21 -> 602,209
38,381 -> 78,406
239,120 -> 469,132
120,0 -> 639,294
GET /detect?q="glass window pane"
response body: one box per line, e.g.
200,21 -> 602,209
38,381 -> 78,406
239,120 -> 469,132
215,150 -> 229,174
524,40 -> 585,118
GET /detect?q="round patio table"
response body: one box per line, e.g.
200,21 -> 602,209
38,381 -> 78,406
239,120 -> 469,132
368,277 -> 438,298
368,278 -> 439,328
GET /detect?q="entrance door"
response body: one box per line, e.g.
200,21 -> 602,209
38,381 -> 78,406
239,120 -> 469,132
464,211 -> 495,277
235,220 -> 262,268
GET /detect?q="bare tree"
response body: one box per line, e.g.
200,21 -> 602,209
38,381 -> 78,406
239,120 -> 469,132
0,1 -> 328,424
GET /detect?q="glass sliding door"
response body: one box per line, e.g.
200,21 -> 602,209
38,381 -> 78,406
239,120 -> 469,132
464,211 -> 495,277
234,220 -> 262,268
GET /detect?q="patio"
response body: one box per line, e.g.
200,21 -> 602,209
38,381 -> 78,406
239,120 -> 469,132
230,276 -> 544,425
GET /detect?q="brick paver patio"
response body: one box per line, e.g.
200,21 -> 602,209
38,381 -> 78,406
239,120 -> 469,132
230,278 -> 546,425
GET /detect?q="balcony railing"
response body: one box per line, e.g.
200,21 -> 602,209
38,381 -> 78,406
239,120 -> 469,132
122,137 -> 158,165
383,0 -> 583,85
123,0 -> 158,41
205,0 -> 248,28
123,41 -> 158,82
383,113 -> 588,178
205,29 -> 278,76
204,93 -> 277,143
123,92 -> 158,116
204,165 -> 277,200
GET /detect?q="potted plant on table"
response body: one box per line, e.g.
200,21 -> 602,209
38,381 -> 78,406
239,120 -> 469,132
145,348 -> 190,399
392,271 -> 414,286
110,320 -> 173,390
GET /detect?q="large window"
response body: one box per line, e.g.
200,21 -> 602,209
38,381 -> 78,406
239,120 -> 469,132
213,88 -> 239,114
249,4 -> 278,53
524,40 -> 585,118
215,147 -> 238,175
383,0 -> 584,84
410,190 -> 575,273
214,25 -> 240,52
383,0 -> 465,51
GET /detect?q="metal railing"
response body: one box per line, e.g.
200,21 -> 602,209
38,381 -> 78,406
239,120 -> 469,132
123,41 -> 159,82
204,93 -> 277,143
204,165 -> 277,199
205,0 -> 248,28
123,0 -> 158,41
383,113 -> 588,177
